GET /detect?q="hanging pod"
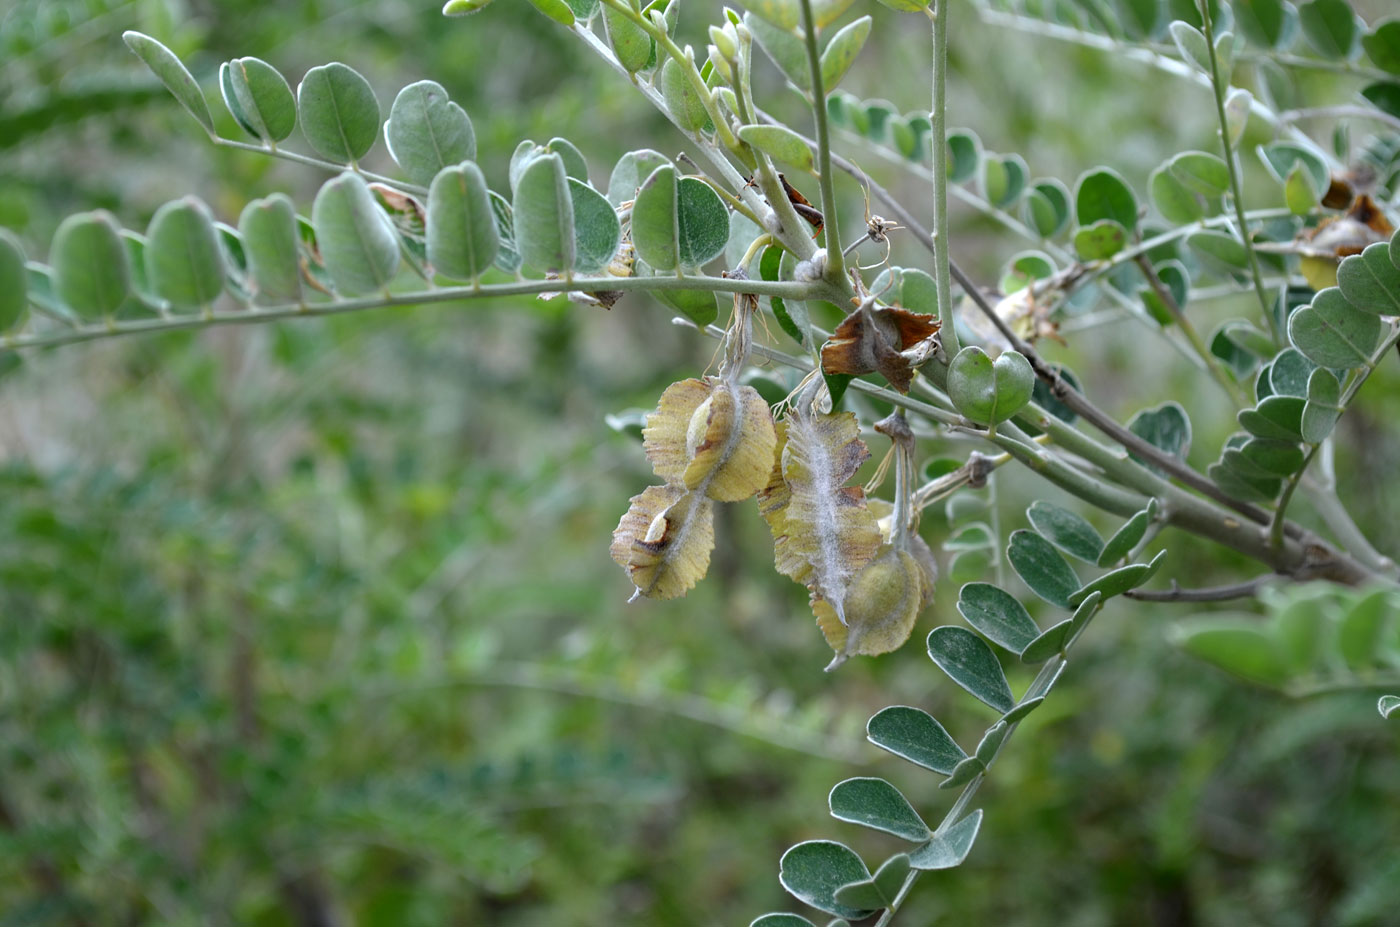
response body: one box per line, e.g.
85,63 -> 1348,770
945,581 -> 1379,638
642,377 -> 776,502
815,549 -> 929,668
610,483 -> 716,601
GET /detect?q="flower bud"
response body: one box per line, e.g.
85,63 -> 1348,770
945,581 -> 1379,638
707,44 -> 734,84
708,23 -> 739,60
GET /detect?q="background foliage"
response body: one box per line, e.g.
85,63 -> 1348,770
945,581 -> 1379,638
2,0 -> 1399,924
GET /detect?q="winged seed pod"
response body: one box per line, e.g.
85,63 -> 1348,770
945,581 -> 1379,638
807,409 -> 934,670
610,484 -> 716,601
643,377 -> 776,501
612,291 -> 776,601
757,407 -> 882,624
814,549 -> 927,669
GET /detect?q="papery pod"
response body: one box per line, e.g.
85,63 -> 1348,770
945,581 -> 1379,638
759,411 -> 882,619
642,377 -> 776,502
610,483 -> 716,600
868,497 -> 938,607
815,548 -> 927,668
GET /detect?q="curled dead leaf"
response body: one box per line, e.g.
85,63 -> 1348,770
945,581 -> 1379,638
820,305 -> 940,393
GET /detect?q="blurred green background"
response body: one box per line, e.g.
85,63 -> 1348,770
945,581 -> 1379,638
2,0 -> 1398,924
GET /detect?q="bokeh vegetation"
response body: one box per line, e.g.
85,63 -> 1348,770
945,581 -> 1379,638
2,0 -> 1398,924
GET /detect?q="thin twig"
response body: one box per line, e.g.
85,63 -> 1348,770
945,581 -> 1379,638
1124,576 -> 1276,602
796,0 -> 846,285
212,137 -> 427,194
1132,253 -> 1246,405
1279,105 -> 1400,134
1199,0 -> 1279,343
928,0 -> 959,355
7,273 -> 832,352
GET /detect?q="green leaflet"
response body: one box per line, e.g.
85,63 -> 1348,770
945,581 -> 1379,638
1074,167 -> 1138,232
145,196 -> 227,311
50,210 -> 131,320
567,178 -> 621,274
660,58 -> 708,133
828,778 -> 930,842
819,16 -> 872,90
737,125 -> 814,172
122,31 -> 214,135
926,626 -> 1016,713
630,164 -> 728,271
384,80 -> 476,187
865,706 -> 967,774
311,172 -> 401,295
607,149 -> 670,206
426,161 -> 499,281
513,153 -> 576,274
297,62 -> 381,164
603,0 -> 652,72
238,193 -> 303,305
0,228 -> 29,331
778,841 -> 875,921
225,57 -> 296,143
1288,287 -> 1383,368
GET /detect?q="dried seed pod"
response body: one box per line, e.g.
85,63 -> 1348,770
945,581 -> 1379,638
759,410 -> 882,621
814,548 -> 927,669
611,483 -> 716,601
867,497 -> 938,607
643,377 -> 777,502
